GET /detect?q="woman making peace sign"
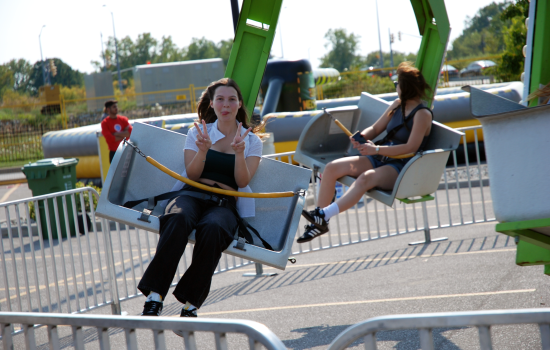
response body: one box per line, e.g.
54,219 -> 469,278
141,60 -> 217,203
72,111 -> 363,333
137,78 -> 263,327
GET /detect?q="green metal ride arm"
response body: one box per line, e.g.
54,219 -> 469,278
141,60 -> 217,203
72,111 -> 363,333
224,0 -> 283,116
410,0 -> 451,107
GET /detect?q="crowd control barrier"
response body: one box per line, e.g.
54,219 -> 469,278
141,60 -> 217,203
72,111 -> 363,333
1,124 -> 494,336
327,309 -> 550,350
0,312 -> 286,350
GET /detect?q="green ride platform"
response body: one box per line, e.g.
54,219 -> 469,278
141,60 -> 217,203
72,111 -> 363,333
496,218 -> 550,275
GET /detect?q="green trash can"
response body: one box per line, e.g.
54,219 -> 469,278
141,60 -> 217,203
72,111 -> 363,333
22,158 -> 79,240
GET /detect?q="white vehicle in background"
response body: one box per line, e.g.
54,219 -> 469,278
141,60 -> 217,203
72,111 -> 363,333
460,60 -> 496,77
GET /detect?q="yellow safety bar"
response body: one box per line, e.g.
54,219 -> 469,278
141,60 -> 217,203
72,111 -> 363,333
124,139 -> 297,199
328,111 -> 415,160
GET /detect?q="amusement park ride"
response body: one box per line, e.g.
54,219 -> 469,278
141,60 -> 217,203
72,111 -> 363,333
48,0 -> 550,272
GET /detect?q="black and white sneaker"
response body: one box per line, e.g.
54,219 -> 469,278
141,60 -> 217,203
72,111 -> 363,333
302,207 -> 329,230
297,223 -> 329,243
141,300 -> 163,316
173,307 -> 198,337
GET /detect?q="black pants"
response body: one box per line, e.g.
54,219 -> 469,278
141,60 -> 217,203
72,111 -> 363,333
137,184 -> 238,308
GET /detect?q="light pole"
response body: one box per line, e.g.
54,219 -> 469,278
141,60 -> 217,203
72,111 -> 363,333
103,5 -> 123,93
39,25 -> 47,86
389,29 -> 394,69
375,0 -> 383,68
101,32 -> 107,71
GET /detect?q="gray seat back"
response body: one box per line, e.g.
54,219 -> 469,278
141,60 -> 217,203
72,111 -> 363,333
96,122 -> 311,270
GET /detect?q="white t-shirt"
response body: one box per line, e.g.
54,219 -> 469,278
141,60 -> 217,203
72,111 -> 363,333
168,119 -> 263,217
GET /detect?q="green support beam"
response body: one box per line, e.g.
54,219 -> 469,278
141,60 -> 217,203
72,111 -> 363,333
224,0 -> 283,116
224,0 -> 449,116
528,0 -> 550,107
516,239 -> 550,266
411,0 -> 451,107
496,218 -> 550,251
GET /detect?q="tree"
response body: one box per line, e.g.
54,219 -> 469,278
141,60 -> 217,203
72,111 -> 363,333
492,0 -> 529,81
157,36 -> 185,63
447,2 -> 510,61
91,33 -> 232,81
5,59 -> 33,93
27,58 -> 84,95
359,51 -> 417,69
320,29 -> 361,71
217,39 -> 233,67
0,65 -> 15,102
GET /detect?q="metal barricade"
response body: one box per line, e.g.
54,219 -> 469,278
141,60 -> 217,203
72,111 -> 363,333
0,188 -> 123,317
265,125 -> 494,255
327,309 -> 550,350
0,187 -> 257,322
0,125 -> 493,329
0,312 -> 286,350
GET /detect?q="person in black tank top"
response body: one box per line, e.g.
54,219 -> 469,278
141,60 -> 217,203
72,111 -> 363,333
297,62 -> 434,244
137,79 -> 264,326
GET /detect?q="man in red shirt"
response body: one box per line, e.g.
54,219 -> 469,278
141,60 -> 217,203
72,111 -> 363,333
101,100 -> 133,163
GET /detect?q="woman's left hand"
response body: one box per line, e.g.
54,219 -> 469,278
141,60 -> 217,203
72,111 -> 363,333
357,140 -> 377,156
231,123 -> 251,155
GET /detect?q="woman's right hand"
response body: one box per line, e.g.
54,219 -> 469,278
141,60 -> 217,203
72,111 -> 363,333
350,136 -> 361,149
194,120 -> 212,152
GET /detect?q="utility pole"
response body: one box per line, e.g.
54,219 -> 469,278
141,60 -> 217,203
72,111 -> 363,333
389,29 -> 395,70
111,12 -> 123,93
375,0 -> 383,68
39,25 -> 47,86
104,5 -> 123,93
101,32 -> 107,71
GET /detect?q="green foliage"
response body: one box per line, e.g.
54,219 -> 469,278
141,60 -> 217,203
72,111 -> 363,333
447,2 -> 510,60
5,59 -> 32,94
322,73 -> 395,99
493,15 -> 527,81
94,34 -> 233,80
75,181 -> 101,213
359,51 -> 417,69
27,181 -> 101,221
320,29 -> 361,71
27,58 -> 84,96
501,0 -> 529,19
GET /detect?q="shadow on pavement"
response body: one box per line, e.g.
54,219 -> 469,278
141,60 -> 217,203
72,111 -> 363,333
282,325 -> 468,350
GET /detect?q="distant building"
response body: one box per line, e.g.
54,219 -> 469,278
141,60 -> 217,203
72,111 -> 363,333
133,58 -> 225,107
84,72 -> 114,112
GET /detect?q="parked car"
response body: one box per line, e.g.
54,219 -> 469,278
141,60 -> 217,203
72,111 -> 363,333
459,60 -> 496,77
441,64 -> 459,78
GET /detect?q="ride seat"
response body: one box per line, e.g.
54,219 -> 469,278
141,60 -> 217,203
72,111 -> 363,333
95,122 -> 311,270
294,92 -> 463,207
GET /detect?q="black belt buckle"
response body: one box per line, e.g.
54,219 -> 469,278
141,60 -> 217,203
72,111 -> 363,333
219,197 -> 227,207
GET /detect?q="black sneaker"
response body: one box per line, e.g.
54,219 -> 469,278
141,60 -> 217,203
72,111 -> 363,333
296,223 -> 329,243
302,207 -> 328,230
173,308 -> 198,337
141,300 -> 163,316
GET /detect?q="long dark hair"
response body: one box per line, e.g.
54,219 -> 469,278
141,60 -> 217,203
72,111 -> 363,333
196,78 -> 265,133
395,62 -> 432,129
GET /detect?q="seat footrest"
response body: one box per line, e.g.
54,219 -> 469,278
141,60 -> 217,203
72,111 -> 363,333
398,194 -> 434,204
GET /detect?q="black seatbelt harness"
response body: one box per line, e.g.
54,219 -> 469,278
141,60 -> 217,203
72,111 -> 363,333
123,191 -> 274,251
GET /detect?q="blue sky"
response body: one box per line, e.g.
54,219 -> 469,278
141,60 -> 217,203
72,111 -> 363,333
0,0 -> 502,74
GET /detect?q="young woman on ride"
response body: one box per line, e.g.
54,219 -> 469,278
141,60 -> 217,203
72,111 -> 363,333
137,78 -> 263,325
297,62 -> 433,243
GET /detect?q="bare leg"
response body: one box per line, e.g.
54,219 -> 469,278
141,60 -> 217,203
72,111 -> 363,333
335,165 -> 399,212
318,156 -> 373,207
